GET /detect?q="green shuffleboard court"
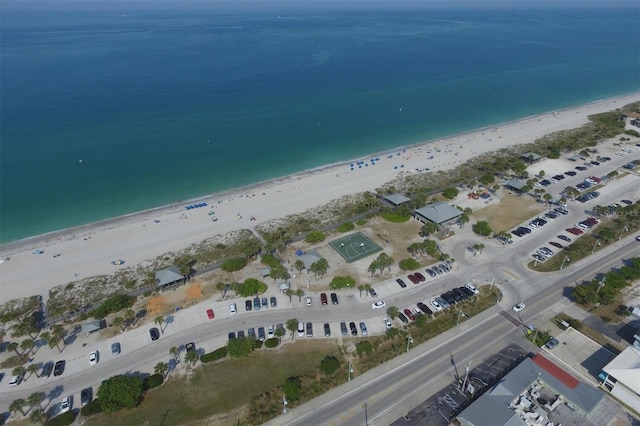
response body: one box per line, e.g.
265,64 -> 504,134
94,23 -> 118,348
329,232 -> 382,263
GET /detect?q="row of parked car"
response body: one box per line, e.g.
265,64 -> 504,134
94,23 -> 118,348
396,262 -> 453,288
295,321 -> 369,338
228,323 -> 283,341
396,282 -> 480,324
532,216 -> 602,262
512,206 -> 569,237
244,296 -> 278,312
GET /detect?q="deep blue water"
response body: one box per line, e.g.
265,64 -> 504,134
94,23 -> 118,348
1,1 -> 639,243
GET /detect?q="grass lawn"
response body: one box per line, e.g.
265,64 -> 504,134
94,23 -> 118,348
85,341 -> 336,426
473,193 -> 545,233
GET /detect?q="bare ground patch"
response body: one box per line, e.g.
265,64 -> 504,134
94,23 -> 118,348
473,192 -> 546,233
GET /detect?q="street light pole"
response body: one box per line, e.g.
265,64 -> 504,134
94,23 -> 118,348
560,255 -> 570,270
363,402 -> 369,426
406,335 -> 413,352
597,278 -> 606,293
618,224 -> 629,240
348,363 -> 353,381
282,394 -> 288,414
591,240 -> 601,254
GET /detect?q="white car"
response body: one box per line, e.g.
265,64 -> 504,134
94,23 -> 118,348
267,325 -> 275,338
89,351 -> 99,365
382,318 -> 393,329
8,374 -> 22,387
372,301 -> 386,310
59,396 -> 71,413
513,303 -> 525,312
305,296 -> 312,306
464,283 -> 479,294
430,299 -> 442,311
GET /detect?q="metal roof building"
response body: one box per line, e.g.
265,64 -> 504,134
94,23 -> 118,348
414,202 -> 462,225
601,346 -> 640,413
504,179 -> 528,192
155,265 -> 184,287
457,354 -> 604,426
383,193 -> 411,206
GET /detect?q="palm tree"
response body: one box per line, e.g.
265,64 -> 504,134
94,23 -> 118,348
295,289 -> 305,302
27,392 -> 45,410
113,316 -> 125,332
284,288 -> 294,302
7,342 -> 20,358
124,309 -> 136,327
286,318 -> 298,341
20,339 -> 34,356
154,315 -> 165,333
28,407 -> 47,425
169,346 -> 179,362
12,366 -> 26,379
154,361 -> 169,379
9,398 -> 26,417
357,285 -> 366,297
184,350 -> 199,365
363,284 -> 372,295
274,327 -> 285,340
386,306 -> 399,319
294,259 -> 305,275
51,324 -> 65,353
215,282 -> 226,299
26,364 -> 39,379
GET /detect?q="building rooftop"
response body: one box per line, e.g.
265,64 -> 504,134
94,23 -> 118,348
383,193 -> 411,206
414,201 -> 462,224
603,346 -> 640,394
155,265 -> 184,287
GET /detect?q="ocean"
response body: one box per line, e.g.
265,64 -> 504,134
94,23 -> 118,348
1,1 -> 638,243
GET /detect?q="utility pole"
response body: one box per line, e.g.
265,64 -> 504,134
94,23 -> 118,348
160,410 -> 169,426
560,255 -> 570,270
450,353 -> 460,385
283,394 -> 288,414
363,402 -> 369,426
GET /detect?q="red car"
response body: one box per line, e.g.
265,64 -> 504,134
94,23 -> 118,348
320,293 -> 328,305
407,274 -> 419,284
566,227 -> 583,235
206,309 -> 215,319
403,309 -> 416,321
589,176 -> 601,184
414,272 -> 426,282
549,241 -> 563,249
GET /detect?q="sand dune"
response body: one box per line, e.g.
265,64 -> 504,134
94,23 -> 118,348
1,93 -> 638,303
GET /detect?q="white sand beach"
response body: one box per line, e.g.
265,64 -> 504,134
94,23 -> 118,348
1,93 -> 638,303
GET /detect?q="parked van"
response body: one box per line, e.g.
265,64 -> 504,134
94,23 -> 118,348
297,321 -> 305,337
228,303 -> 237,315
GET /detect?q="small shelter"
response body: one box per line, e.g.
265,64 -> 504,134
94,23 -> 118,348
259,267 -> 272,278
81,319 -> 106,335
383,193 -> 410,206
521,152 -> 542,163
155,265 -> 185,288
297,251 -> 323,270
278,282 -> 291,291
414,202 -> 462,225
504,179 -> 528,193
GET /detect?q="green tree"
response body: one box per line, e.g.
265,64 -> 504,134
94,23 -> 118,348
169,346 -> 179,362
274,326 -> 285,340
270,264 -> 291,282
9,398 -> 26,416
97,375 -> 144,413
294,259 -> 305,275
286,319 -> 298,341
113,316 -> 125,332
7,342 -> 20,357
215,282 -> 227,299
309,258 -> 329,278
573,284 -> 599,306
12,366 -> 26,380
442,187 -> 459,199
399,258 -> 420,271
386,306 -> 399,319
472,221 -> 492,237
357,285 -> 366,297
295,289 -> 305,302
283,376 -> 302,401
154,362 -> 169,379
305,231 -> 325,243
184,350 -> 199,365
284,288 -> 294,302
27,392 -> 45,410
124,309 -> 136,327
227,337 -> 256,358
51,324 -> 66,353
421,222 -> 438,236
319,356 -> 340,375
478,173 -> 495,186
221,257 -> 248,272
28,407 -> 46,425
154,315 -> 165,333
26,363 -> 40,379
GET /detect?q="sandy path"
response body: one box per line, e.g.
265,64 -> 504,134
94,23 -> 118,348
1,93 -> 638,303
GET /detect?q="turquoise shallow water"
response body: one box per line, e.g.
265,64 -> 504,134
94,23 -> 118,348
1,1 -> 639,243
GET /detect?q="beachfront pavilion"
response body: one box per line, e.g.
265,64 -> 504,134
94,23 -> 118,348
155,265 -> 185,289
504,179 -> 529,193
383,193 -> 411,207
297,251 -> 323,270
414,201 -> 462,226
521,152 -> 542,163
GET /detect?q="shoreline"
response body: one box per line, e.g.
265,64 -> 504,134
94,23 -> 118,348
2,92 -> 636,253
1,92 -> 639,303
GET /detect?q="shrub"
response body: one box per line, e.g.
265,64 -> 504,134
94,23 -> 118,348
380,212 -> 410,223
330,276 -> 356,289
201,347 -> 228,363
398,258 -> 420,271
305,231 -> 325,243
625,129 -> 640,137
93,294 -> 135,319
96,375 -> 144,413
319,355 -> 340,375
44,411 -> 75,426
356,219 -> 368,226
145,373 -> 164,389
472,221 -> 492,236
221,257 -> 248,272
260,253 -> 281,268
228,337 -> 257,358
337,222 -> 355,233
442,187 -> 459,199
264,338 -> 279,348
80,398 -> 103,417
283,376 -> 302,401
356,341 -> 374,356
235,278 -> 268,297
